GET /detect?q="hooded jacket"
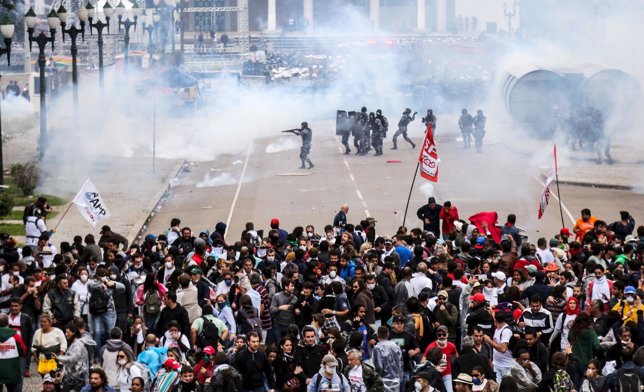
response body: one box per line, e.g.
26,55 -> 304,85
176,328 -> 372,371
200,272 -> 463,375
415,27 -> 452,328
416,197 -> 443,236
0,326 -> 26,385
100,339 -> 134,387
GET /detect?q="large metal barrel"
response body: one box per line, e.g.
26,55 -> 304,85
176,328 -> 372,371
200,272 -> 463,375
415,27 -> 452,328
501,66 -> 571,132
578,65 -> 641,116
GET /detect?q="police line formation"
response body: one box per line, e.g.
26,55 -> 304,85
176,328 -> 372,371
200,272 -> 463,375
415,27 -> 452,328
5,197 -> 644,392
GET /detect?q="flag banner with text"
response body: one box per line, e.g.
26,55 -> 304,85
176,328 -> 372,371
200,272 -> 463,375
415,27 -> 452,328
419,123 -> 439,182
73,179 -> 111,228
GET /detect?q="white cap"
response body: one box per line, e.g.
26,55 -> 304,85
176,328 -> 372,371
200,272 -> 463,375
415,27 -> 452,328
491,271 -> 506,281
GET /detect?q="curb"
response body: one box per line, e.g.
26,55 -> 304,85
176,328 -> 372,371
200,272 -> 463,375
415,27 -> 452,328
539,173 -> 633,191
129,160 -> 188,245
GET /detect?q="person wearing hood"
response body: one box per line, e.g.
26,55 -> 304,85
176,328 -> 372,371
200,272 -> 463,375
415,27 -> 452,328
550,297 -> 579,352
99,327 -> 134,388
186,238 -> 209,268
0,313 -> 26,391
611,285 -> 644,326
417,197 -> 443,238
352,279 -> 375,327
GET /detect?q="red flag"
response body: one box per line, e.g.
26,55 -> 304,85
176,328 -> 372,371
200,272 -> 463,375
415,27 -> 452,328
468,211 -> 502,243
418,123 -> 438,182
537,145 -> 557,219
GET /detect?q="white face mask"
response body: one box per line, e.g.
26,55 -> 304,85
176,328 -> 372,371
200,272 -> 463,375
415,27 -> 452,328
110,274 -> 118,281
165,262 -> 174,269
134,262 -> 142,268
299,245 -> 307,251
49,275 -> 55,281
367,283 -> 376,290
80,274 -> 88,283
117,358 -> 127,366
325,365 -> 336,374
415,381 -> 422,391
627,296 -> 635,303
12,271 -> 19,277
329,271 -> 337,279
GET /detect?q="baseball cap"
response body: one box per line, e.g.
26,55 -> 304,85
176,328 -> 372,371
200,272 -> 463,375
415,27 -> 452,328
476,237 -> 486,245
190,267 -> 203,275
470,293 -> 486,303
270,218 -> 280,226
625,286 -> 637,295
625,235 -> 637,244
414,372 -> 432,382
560,228 -> 571,236
525,265 -> 538,274
203,346 -> 215,355
436,325 -> 448,334
164,358 -> 181,370
393,315 -> 405,323
549,238 -> 559,248
42,374 -> 55,384
437,290 -> 448,298
491,271 -> 506,281
321,354 -> 338,367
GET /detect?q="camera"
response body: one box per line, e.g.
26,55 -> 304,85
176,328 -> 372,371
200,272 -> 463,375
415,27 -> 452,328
50,369 -> 62,378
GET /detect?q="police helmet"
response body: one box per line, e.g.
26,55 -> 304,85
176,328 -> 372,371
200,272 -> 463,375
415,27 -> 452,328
301,122 -> 308,128
361,106 -> 367,113
376,109 -> 382,115
477,109 -> 483,114
404,108 -> 411,114
369,112 -> 375,118
462,108 -> 468,114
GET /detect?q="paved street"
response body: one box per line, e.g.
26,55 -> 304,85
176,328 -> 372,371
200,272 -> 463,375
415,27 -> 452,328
145,119 -> 644,242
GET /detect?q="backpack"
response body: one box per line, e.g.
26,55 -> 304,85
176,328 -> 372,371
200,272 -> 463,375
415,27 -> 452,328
89,286 -> 110,315
617,366 -> 643,392
144,290 -> 161,315
129,362 -> 151,392
22,203 -> 36,224
239,307 -> 262,336
197,316 -> 220,349
552,368 -> 575,392
313,372 -> 346,392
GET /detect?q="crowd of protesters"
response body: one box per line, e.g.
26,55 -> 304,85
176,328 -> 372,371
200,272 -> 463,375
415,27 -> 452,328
0,197 -> 643,392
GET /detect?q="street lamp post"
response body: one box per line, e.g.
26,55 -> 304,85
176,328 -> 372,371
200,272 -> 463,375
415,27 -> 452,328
0,16 -> 15,185
25,7 -> 60,161
116,2 -> 140,74
503,0 -> 517,37
143,13 -> 159,57
87,1 -> 113,90
58,5 -> 86,131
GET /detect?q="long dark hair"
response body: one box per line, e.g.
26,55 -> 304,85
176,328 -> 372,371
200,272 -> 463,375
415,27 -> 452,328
143,273 -> 157,292
569,312 -> 592,344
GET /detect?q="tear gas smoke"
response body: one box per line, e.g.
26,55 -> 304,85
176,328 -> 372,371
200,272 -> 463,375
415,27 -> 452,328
265,137 -> 300,153
196,172 -> 237,188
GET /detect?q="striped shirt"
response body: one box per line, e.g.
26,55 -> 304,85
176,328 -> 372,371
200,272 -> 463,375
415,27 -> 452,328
520,307 -> 554,335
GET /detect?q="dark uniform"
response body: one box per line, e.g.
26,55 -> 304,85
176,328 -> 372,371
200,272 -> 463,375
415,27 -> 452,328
368,112 -> 384,156
392,108 -> 417,149
591,108 -> 613,164
376,109 -> 388,138
354,107 -> 368,155
294,122 -> 314,169
473,109 -> 486,153
458,108 -> 474,148
422,109 -> 437,133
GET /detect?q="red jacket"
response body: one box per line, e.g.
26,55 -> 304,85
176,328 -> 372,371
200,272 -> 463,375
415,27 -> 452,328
439,207 -> 460,236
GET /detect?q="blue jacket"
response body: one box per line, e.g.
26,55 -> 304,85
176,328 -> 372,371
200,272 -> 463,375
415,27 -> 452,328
137,346 -> 168,381
81,386 -> 116,392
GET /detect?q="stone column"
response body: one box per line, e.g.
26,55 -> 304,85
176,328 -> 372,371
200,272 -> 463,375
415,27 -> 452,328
303,0 -> 313,31
436,0 -> 447,32
268,0 -> 277,31
417,0 -> 426,31
369,0 -> 380,30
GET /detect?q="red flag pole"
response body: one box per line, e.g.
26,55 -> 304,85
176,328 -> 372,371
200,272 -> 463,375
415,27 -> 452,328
554,144 -> 565,228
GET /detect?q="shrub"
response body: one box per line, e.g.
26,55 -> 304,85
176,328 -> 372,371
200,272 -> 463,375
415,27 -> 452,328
0,190 -> 14,217
9,162 -> 40,196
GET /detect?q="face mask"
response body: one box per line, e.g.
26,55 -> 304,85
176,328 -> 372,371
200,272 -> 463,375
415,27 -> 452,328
472,378 -> 482,386
110,274 -> 118,281
437,338 -> 447,345
134,262 -> 142,268
12,271 -> 19,277
325,365 -> 336,374
299,245 -> 307,251
165,262 -> 174,269
0,266 -> 4,272
225,279 -> 232,286
49,275 -> 55,281
117,358 -> 127,366
367,283 -> 376,290
415,382 -> 422,391
267,256 -> 275,262
80,274 -> 88,283
217,302 -> 225,309
307,232 -> 313,237
203,356 -> 211,363
329,271 -> 337,279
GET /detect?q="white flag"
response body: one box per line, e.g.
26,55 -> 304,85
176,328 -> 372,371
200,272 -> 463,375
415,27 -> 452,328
73,179 -> 111,228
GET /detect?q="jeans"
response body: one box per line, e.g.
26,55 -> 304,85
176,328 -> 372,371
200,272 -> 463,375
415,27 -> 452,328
442,374 -> 453,392
91,308 -> 117,356
495,366 -> 512,384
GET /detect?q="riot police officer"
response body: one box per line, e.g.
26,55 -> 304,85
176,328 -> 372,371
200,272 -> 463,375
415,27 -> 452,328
294,122 -> 314,169
376,109 -> 389,139
473,109 -> 486,153
458,108 -> 474,148
392,108 -> 417,150
354,107 -> 368,155
422,109 -> 437,132
368,112 -> 384,156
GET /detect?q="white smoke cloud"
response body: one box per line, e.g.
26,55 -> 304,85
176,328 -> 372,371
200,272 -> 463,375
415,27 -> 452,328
196,172 -> 237,188
265,137 -> 300,153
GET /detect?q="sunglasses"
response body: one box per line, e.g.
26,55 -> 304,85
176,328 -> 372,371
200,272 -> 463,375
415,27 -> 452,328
437,333 -> 447,337
117,355 -> 126,359
438,296 -> 447,300
471,374 -> 481,378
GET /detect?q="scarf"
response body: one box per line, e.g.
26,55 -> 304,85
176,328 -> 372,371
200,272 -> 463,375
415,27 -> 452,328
591,276 -> 610,302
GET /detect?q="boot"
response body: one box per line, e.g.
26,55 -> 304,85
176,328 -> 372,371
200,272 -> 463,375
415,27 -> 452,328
299,159 -> 306,169
410,141 -> 416,149
344,145 -> 351,155
375,148 -> 382,156
308,160 -> 315,169
390,140 -> 398,150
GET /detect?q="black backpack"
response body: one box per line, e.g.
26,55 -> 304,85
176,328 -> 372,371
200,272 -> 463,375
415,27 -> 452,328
197,316 -> 220,349
89,287 -> 110,315
617,366 -> 643,392
239,307 -> 262,336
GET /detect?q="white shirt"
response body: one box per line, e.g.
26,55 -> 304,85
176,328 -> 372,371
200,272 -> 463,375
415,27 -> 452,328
348,365 -> 367,392
492,325 -> 513,368
71,280 -> 90,315
536,248 -> 555,265
25,217 -> 47,246
167,228 -> 180,246
410,273 -> 433,296
117,363 -> 142,392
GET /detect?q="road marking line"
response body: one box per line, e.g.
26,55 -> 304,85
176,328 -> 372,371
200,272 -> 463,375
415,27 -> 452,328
336,136 -> 370,218
344,160 -> 351,170
349,173 -> 355,182
356,190 -> 364,200
364,209 -> 371,217
225,140 -> 253,237
533,175 -> 576,225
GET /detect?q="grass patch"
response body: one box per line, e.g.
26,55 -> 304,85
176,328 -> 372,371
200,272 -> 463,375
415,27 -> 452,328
2,210 -> 59,221
13,194 -> 66,207
0,223 -> 24,237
